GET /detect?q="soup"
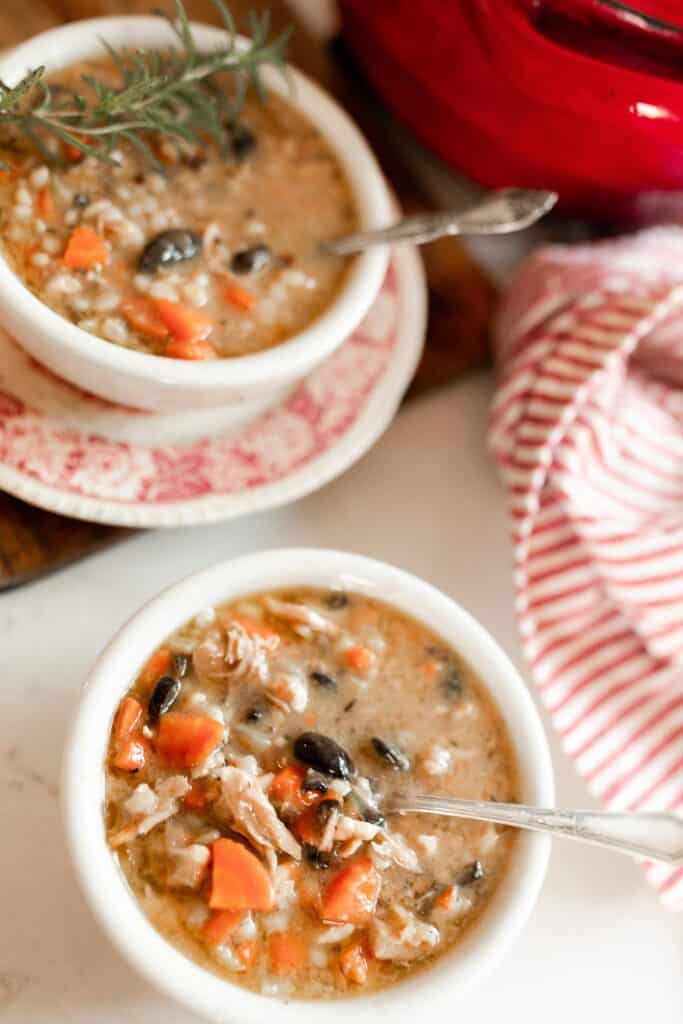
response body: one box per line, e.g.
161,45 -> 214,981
0,58 -> 356,359
104,587 -> 519,999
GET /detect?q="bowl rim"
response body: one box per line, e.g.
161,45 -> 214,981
62,548 -> 554,1024
0,16 -> 391,391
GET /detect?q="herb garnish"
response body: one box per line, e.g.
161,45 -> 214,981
0,0 -> 290,169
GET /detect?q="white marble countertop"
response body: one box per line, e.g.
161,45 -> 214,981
1,375 -> 680,1022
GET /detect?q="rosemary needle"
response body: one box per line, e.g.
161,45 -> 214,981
0,0 -> 291,170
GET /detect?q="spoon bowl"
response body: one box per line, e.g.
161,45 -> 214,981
322,187 -> 558,256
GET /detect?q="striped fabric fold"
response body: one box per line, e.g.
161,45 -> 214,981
490,228 -> 683,909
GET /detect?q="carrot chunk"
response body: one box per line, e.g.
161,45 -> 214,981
292,804 -> 322,846
320,856 -> 381,924
422,659 -> 441,680
235,939 -> 259,968
343,645 -> 376,673
155,299 -> 213,343
292,797 -> 338,847
223,281 -> 255,312
138,647 -> 173,689
203,909 -> 246,946
268,930 -> 307,977
63,225 -> 109,270
156,713 -> 223,769
183,784 -> 208,811
209,838 -> 274,911
339,941 -> 370,985
164,338 -> 217,360
120,297 -> 169,342
36,187 -> 54,220
114,696 -> 143,743
62,136 -> 86,163
112,738 -> 147,772
270,764 -> 321,814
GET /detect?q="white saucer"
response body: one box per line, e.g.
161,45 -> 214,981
0,245 -> 426,526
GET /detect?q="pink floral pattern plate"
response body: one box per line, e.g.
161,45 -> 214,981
0,246 -> 425,526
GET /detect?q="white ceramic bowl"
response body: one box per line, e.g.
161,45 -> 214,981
0,19 -> 392,413
63,548 -> 554,1023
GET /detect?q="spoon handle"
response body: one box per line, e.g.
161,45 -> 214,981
321,188 -> 558,256
390,795 -> 683,865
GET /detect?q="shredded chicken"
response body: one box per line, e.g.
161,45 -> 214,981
370,906 -> 440,961
339,838 -> 363,857
318,802 -> 342,852
317,924 -> 356,944
264,597 -> 339,638
110,776 -> 190,848
265,668 -> 308,713
193,621 -> 275,685
167,843 -> 211,889
191,744 -> 226,780
215,766 -> 301,860
371,831 -> 421,873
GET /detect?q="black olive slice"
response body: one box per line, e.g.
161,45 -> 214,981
148,675 -> 181,722
138,228 -> 202,273
293,732 -> 355,780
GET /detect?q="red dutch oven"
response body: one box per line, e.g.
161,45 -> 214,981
338,1 -> 683,220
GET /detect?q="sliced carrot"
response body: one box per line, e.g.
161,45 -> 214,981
268,930 -> 307,977
223,280 -> 255,312
320,857 -> 381,925
235,939 -> 259,968
339,941 -> 369,985
343,645 -> 376,674
112,738 -> 147,772
231,615 -> 280,645
155,298 -> 213,343
294,798 -> 341,845
184,784 -> 208,811
114,696 -> 143,743
202,909 -> 246,946
63,225 -> 109,270
292,804 -> 322,846
209,838 -> 274,911
164,338 -> 217,360
36,187 -> 54,220
422,659 -> 441,680
269,764 -> 321,814
435,885 -> 456,912
138,647 -> 173,689
120,297 -> 169,342
62,136 -> 86,163
156,713 -> 223,769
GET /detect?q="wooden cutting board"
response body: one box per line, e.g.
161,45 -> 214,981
0,1 -> 496,587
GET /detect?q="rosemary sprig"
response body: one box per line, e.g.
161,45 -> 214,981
0,0 -> 291,169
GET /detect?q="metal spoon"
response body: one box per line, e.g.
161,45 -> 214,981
389,794 -> 683,865
321,187 -> 558,257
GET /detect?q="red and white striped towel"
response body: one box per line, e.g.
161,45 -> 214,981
490,228 -> 683,909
